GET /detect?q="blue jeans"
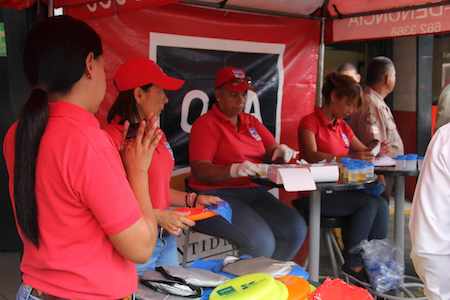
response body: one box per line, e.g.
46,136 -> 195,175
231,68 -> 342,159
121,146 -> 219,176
16,285 -> 40,300
137,234 -> 178,275
201,187 -> 307,261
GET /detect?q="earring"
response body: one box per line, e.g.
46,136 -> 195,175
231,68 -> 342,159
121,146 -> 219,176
86,72 -> 92,79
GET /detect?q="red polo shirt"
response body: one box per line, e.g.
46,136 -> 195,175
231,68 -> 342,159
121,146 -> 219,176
189,105 -> 276,191
299,108 -> 355,157
104,119 -> 174,210
3,102 -> 141,300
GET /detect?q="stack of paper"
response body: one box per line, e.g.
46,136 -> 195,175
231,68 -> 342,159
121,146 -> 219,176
267,163 -> 339,192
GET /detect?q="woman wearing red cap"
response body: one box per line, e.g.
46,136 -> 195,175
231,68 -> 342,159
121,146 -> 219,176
188,66 -> 307,261
4,16 -> 158,300
105,57 -> 224,273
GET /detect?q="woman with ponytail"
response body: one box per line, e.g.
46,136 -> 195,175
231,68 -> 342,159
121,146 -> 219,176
3,16 -> 158,299
295,73 -> 389,283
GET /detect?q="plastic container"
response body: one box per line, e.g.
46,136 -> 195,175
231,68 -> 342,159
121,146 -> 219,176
366,162 -> 375,179
404,154 -> 418,171
394,155 -> 407,170
347,164 -> 358,183
417,155 -> 424,171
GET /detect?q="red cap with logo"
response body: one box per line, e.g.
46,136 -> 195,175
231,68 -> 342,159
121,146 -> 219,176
114,57 -> 185,92
215,66 -> 251,93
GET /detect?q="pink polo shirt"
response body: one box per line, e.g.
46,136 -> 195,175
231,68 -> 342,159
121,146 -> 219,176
189,105 -> 276,191
104,119 -> 174,210
3,101 -> 141,299
299,108 -> 355,157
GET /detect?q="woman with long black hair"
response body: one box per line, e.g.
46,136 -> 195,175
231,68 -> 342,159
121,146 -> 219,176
3,16 -> 159,299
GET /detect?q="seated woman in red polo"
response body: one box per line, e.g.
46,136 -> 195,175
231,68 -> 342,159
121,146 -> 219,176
188,66 -> 307,261
104,58 -> 223,274
295,72 -> 389,282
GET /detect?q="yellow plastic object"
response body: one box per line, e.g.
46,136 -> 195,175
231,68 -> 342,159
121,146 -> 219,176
210,273 -> 288,300
276,275 -> 311,300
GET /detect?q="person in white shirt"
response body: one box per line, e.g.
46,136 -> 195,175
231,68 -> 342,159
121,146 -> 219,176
410,123 -> 450,300
436,84 -> 450,130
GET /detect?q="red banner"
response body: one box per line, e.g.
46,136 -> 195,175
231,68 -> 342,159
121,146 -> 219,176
57,0 -> 178,19
327,0 -> 444,16
86,4 -> 319,155
332,4 -> 450,42
0,0 -> 35,9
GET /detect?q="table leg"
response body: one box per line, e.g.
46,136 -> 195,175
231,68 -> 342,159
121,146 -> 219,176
394,176 -> 405,270
309,190 -> 321,282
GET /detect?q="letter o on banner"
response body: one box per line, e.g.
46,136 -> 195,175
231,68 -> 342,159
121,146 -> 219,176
181,90 -> 209,133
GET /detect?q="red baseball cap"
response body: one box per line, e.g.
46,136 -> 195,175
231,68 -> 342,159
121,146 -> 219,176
215,66 -> 251,93
114,57 -> 184,92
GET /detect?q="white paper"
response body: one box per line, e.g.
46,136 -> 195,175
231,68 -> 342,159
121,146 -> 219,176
278,168 -> 316,192
309,164 -> 339,182
374,156 -> 396,167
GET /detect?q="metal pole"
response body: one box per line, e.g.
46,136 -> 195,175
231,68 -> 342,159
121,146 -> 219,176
48,0 -> 54,17
309,190 -> 321,282
315,17 -> 326,107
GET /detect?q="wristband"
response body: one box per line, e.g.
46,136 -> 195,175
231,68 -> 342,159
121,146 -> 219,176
185,192 -> 197,207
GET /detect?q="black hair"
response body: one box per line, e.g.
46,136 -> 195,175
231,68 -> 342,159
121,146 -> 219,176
336,62 -> 357,74
15,15 -> 102,247
322,72 -> 362,107
107,83 -> 152,124
366,56 -> 394,86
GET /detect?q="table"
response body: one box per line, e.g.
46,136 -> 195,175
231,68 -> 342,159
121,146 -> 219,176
308,177 -> 377,282
375,167 -> 419,273
251,176 -> 377,282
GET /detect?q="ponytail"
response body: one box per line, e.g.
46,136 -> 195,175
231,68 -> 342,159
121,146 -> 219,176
14,88 -> 49,247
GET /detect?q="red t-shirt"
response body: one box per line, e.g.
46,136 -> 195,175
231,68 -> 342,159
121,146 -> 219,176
3,102 -> 141,299
189,105 -> 276,191
104,119 -> 174,210
299,108 -> 355,157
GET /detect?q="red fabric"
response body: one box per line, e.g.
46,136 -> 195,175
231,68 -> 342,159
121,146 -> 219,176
83,4 -> 319,140
189,105 -> 276,191
330,2 -> 450,42
298,109 -> 354,158
3,102 -> 140,299
104,119 -> 174,210
57,0 -> 178,19
0,0 -> 34,9
327,0 -> 442,16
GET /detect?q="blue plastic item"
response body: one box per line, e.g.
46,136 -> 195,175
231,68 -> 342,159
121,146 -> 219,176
404,154 -> 418,160
358,239 -> 403,293
208,201 -> 232,223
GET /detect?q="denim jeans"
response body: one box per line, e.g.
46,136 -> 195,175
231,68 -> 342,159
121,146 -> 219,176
198,187 -> 307,261
137,234 -> 178,275
294,190 -> 389,268
16,285 -> 41,300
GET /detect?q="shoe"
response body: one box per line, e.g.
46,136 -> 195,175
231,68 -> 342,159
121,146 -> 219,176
341,264 -> 371,288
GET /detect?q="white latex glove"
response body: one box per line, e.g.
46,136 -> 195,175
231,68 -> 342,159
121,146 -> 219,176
271,144 -> 298,163
230,160 -> 262,178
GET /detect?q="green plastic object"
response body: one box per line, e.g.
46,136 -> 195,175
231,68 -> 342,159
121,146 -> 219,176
210,273 -> 288,300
